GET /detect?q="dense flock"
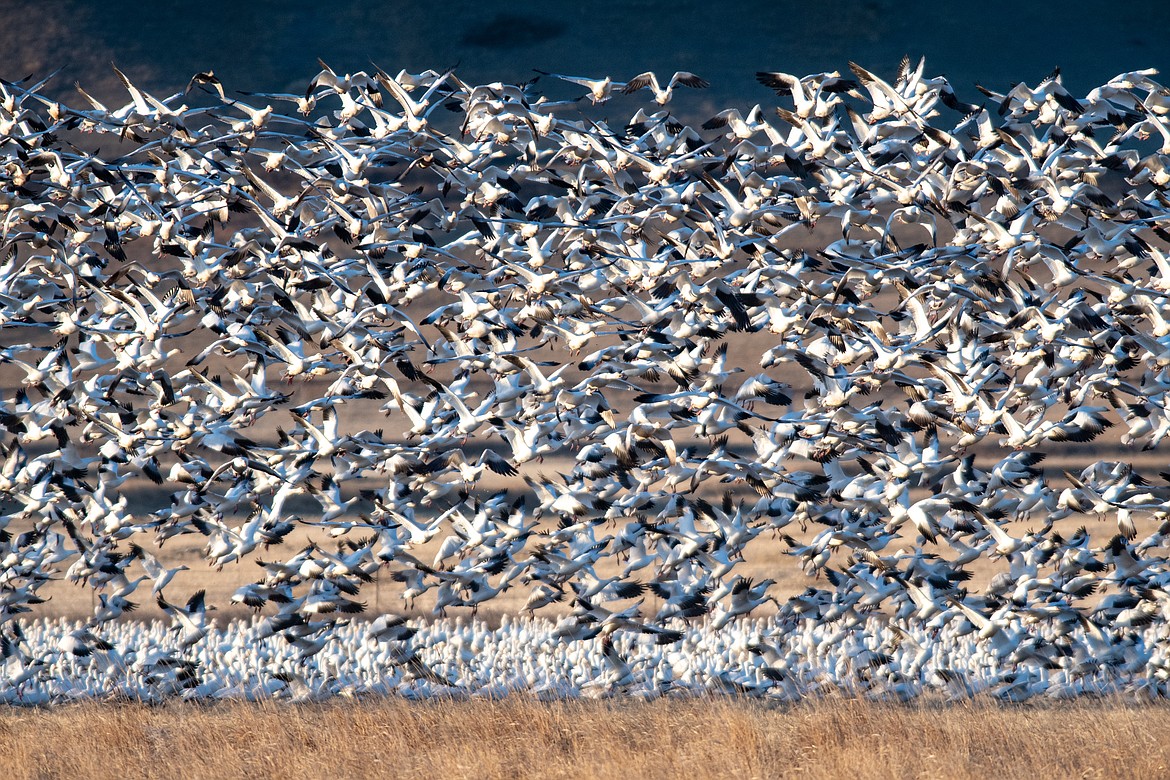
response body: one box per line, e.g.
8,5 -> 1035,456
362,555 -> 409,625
4,60 -> 1170,702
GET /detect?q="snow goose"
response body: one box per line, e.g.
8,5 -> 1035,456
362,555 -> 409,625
621,71 -> 709,105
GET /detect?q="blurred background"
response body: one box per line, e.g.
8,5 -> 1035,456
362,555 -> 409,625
5,0 -> 1169,117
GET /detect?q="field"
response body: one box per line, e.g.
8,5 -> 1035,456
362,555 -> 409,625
8,52 -> 1170,780
2,696 -> 1167,780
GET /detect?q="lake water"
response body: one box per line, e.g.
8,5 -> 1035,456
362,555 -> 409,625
6,0 -> 1169,114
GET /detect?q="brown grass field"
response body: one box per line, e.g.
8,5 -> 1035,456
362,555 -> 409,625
1,696 -> 1167,780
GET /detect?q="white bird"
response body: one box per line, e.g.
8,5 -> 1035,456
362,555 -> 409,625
534,70 -> 615,103
621,71 -> 709,105
156,590 -> 214,649
130,544 -> 189,595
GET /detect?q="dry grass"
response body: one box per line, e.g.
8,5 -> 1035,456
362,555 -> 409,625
1,696 -> 1167,780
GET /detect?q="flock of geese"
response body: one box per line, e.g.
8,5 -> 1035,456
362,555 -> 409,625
4,59 -> 1170,701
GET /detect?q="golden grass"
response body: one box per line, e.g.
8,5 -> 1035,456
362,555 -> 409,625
1,696 -> 1167,780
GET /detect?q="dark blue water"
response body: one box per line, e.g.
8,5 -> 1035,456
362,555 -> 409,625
8,0 -> 1170,110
